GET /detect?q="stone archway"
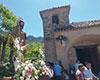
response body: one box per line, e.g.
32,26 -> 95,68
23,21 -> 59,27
73,35 -> 100,46
68,34 -> 100,75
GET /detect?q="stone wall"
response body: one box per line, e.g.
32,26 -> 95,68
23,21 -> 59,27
40,5 -> 70,63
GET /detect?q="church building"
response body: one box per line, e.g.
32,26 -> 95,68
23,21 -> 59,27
40,5 -> 100,74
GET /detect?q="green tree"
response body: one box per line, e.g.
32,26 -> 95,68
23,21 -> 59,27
0,4 -> 17,63
25,42 -> 44,60
0,4 -> 16,31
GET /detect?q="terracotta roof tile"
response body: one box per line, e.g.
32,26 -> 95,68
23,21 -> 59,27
70,20 -> 100,28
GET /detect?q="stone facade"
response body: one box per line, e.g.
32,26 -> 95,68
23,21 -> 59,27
40,5 -> 100,72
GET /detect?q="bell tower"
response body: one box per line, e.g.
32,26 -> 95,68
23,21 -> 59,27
40,5 -> 70,62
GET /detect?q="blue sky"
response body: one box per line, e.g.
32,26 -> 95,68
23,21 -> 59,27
0,0 -> 100,37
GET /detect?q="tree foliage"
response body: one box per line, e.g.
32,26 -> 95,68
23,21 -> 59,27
0,4 -> 17,63
0,4 -> 17,43
0,4 -> 16,31
25,42 -> 44,60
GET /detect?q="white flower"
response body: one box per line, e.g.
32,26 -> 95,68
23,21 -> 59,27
22,70 -> 26,76
39,60 -> 45,66
25,66 -> 29,70
25,61 -> 29,64
27,63 -> 33,68
34,76 -> 38,79
17,65 -> 21,69
20,76 -> 24,80
32,66 -> 36,71
21,63 -> 26,67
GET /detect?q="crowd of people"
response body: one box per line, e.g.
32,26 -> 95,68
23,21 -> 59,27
75,61 -> 99,80
69,60 -> 100,80
43,60 -> 100,80
41,61 -> 69,80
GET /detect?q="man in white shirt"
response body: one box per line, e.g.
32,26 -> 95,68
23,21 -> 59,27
83,62 -> 99,80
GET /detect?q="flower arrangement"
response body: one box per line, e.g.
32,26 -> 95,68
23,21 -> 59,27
15,48 -> 48,80
15,59 -> 47,80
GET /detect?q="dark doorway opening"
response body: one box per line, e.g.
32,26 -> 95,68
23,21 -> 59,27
75,45 -> 100,75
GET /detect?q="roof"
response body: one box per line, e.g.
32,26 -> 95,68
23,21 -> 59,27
71,20 -> 100,28
40,5 -> 70,14
54,20 -> 100,32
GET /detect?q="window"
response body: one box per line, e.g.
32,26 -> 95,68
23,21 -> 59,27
52,15 -> 59,24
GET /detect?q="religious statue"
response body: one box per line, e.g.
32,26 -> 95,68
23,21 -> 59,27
12,19 -> 26,62
18,20 -> 26,54
13,19 -> 26,53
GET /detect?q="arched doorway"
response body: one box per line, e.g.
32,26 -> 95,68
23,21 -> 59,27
69,35 -> 100,75
75,44 -> 100,75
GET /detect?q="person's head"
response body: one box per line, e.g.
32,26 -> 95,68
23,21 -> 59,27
19,20 -> 24,30
78,64 -> 84,72
54,61 -> 59,64
46,62 -> 50,66
85,62 -> 92,69
59,60 -> 62,64
76,60 -> 80,63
